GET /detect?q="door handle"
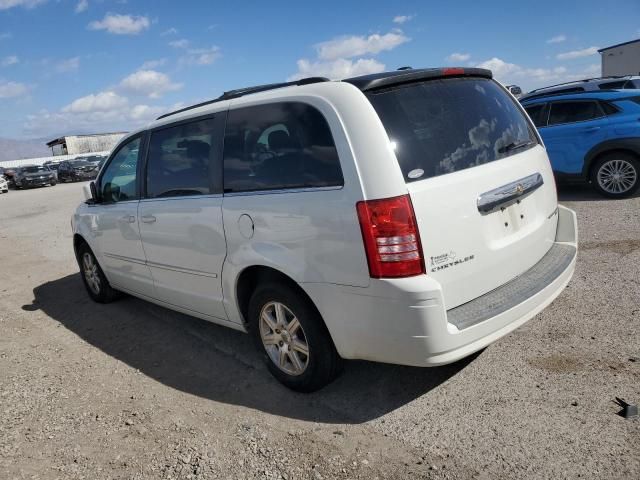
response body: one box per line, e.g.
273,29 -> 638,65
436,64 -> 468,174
584,126 -> 600,132
120,215 -> 136,223
141,215 -> 157,224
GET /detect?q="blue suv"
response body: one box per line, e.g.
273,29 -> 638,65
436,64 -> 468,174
522,91 -> 640,198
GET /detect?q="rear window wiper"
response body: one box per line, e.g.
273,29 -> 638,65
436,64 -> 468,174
498,140 -> 535,154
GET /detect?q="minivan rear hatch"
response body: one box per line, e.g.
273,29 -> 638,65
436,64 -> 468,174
360,70 -> 559,309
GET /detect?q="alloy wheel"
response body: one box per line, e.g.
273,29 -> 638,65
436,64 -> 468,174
597,159 -> 637,195
259,301 -> 310,376
82,252 -> 101,295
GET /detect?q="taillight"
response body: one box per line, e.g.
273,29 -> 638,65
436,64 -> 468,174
356,194 -> 425,278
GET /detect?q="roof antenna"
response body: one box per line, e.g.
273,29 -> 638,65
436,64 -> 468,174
397,66 -> 412,71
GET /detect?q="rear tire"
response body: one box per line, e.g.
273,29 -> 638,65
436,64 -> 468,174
76,242 -> 119,303
591,152 -> 639,198
248,282 -> 342,392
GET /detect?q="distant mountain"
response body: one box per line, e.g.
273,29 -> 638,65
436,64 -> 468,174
0,137 -> 51,161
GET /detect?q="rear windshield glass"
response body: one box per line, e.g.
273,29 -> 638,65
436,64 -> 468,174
23,166 -> 47,173
367,78 -> 538,182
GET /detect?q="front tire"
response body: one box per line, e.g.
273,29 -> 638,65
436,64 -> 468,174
591,153 -> 639,198
249,282 -> 342,392
76,243 -> 119,303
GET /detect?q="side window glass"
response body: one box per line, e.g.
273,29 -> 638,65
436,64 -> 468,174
100,137 -> 141,202
548,102 -> 602,126
601,102 -> 620,115
223,102 -> 343,193
146,118 -> 217,198
524,104 -> 546,127
599,81 -> 627,90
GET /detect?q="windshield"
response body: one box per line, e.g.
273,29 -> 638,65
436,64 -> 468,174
71,160 -> 92,167
366,77 -> 538,182
23,166 -> 47,173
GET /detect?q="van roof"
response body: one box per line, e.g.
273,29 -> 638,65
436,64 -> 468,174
156,67 -> 493,122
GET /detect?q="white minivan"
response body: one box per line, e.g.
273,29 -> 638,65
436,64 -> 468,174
72,68 -> 578,391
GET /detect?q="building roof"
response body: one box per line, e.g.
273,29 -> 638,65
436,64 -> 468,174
46,132 -> 128,147
598,38 -> 640,53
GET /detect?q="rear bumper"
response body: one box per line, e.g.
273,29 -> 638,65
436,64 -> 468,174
303,205 -> 578,367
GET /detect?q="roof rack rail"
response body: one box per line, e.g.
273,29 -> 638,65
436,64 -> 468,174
526,75 -> 628,94
520,89 -> 621,102
156,76 -> 330,120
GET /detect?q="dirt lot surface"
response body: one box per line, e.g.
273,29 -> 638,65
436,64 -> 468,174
1,182 -> 638,480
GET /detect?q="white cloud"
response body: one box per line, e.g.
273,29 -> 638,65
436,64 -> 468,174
140,58 -> 166,70
129,104 -> 164,121
0,80 -> 27,98
476,57 -> 521,78
393,15 -> 414,24
161,27 -> 178,36
168,38 -> 189,49
475,56 -> 602,91
0,0 -> 45,10
180,46 -> 221,66
119,69 -> 182,98
288,58 -> 385,81
2,55 -> 19,66
316,31 -> 410,60
75,0 -> 87,13
447,52 -> 471,62
556,46 -> 599,60
25,97 -> 165,136
546,35 -> 566,44
88,13 -> 150,35
55,56 -> 80,73
62,91 -> 128,114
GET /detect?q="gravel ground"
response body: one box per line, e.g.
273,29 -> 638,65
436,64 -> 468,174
0,182 -> 638,480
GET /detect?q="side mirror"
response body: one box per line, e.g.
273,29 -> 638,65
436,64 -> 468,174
83,181 -> 99,203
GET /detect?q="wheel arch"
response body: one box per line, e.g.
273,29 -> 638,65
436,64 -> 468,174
583,139 -> 640,180
234,265 -> 323,329
73,233 -> 89,261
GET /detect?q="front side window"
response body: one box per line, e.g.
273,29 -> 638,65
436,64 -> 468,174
223,102 -> 343,193
100,137 -> 141,202
367,78 -> 538,182
146,118 -> 218,198
548,101 -> 603,126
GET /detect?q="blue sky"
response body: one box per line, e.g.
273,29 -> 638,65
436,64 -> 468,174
0,0 -> 638,139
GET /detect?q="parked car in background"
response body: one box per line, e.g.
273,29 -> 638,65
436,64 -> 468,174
520,75 -> 640,101
13,165 -> 57,189
43,160 -> 62,173
1,166 -> 16,186
72,68 -> 578,391
0,175 -> 8,193
57,159 -> 101,182
522,90 -> 640,198
505,84 -> 523,98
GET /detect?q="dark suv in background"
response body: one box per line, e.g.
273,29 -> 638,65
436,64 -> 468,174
57,156 -> 104,182
13,165 -> 57,189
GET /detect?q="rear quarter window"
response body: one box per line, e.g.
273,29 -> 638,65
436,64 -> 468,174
524,103 -> 548,127
367,78 -> 537,182
223,102 -> 343,193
